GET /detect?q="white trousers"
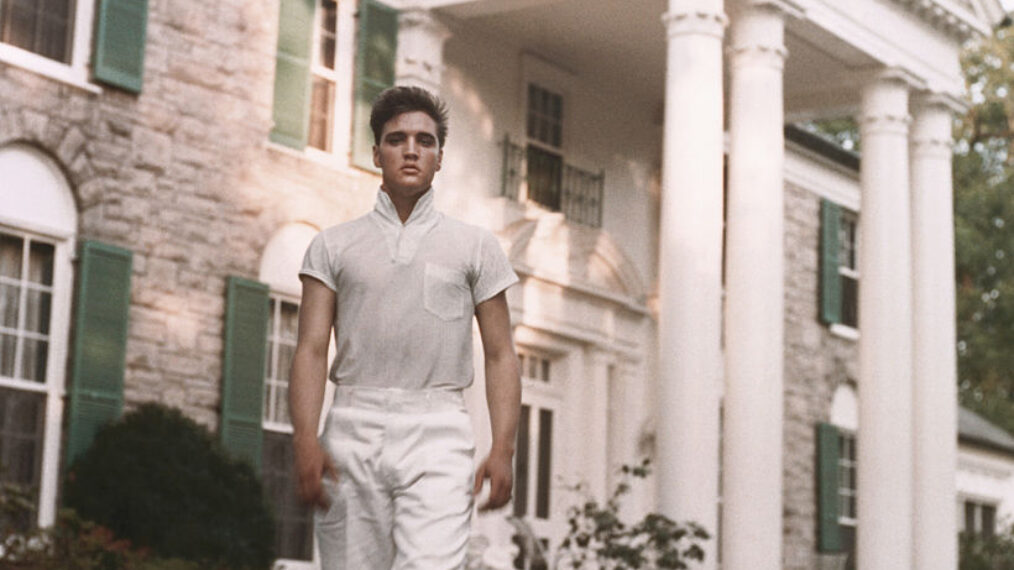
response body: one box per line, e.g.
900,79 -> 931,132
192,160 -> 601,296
316,386 -> 476,569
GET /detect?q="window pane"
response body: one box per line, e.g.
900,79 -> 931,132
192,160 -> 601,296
0,334 -> 15,377
319,0 -> 337,69
37,9 -> 70,62
0,234 -> 23,279
0,0 -> 37,55
280,302 -> 299,342
841,274 -> 858,329
20,338 -> 47,382
262,431 -> 314,560
0,284 -> 20,328
308,78 -> 335,151
526,145 -> 563,211
983,505 -> 997,537
513,405 -> 530,518
536,408 -> 553,519
0,387 -> 45,530
24,290 -> 51,335
965,502 -> 976,533
541,359 -> 550,383
28,242 -> 54,286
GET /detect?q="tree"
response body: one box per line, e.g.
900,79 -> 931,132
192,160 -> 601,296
799,22 -> 1014,434
953,22 -> 1014,433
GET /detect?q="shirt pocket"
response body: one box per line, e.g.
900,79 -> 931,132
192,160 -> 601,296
423,263 -> 468,321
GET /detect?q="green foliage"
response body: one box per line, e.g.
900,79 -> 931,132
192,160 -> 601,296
955,24 -> 1014,427
959,530 -> 1014,569
0,480 -> 203,570
553,459 -> 709,570
63,403 -> 275,570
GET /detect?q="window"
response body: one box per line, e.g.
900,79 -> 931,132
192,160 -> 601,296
512,351 -> 558,569
271,0 -> 394,169
308,0 -> 339,152
838,210 -> 859,329
819,199 -> 859,331
0,0 -> 109,90
963,500 -> 997,537
0,231 -> 55,528
525,83 -> 565,212
261,295 -> 314,562
0,0 -> 73,63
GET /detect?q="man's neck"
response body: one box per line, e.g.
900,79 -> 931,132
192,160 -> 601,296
382,186 -> 427,224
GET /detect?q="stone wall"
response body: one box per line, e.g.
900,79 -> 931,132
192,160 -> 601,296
0,0 -> 380,429
782,180 -> 860,569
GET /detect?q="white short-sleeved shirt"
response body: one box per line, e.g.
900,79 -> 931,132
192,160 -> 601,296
299,188 -> 519,390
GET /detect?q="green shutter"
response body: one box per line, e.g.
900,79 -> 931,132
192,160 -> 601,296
65,241 -> 133,467
352,0 -> 399,170
270,0 -> 315,149
220,276 -> 270,469
92,0 -> 149,93
817,422 -> 842,552
819,199 -> 842,324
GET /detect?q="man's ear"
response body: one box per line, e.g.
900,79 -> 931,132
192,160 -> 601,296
436,148 -> 443,171
373,144 -> 380,168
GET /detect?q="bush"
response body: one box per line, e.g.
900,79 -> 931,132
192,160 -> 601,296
64,403 -> 275,569
960,529 -> 1014,569
510,458 -> 709,570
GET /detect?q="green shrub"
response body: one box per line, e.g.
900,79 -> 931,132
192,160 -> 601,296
960,529 -> 1014,569
64,403 -> 275,569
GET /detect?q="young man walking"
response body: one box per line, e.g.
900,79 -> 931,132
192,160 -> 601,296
289,86 -> 521,569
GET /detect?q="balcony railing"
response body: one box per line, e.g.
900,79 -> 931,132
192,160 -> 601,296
500,135 -> 604,228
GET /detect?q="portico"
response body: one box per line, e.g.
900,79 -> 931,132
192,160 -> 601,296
399,0 -> 1001,568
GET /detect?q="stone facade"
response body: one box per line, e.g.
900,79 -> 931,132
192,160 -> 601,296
0,0 -> 379,430
782,180 -> 860,569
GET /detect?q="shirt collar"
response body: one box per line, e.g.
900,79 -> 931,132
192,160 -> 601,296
374,187 -> 437,227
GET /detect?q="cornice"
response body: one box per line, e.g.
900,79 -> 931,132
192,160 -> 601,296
889,0 -> 993,41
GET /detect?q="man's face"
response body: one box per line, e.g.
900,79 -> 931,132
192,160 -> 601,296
373,111 -> 443,199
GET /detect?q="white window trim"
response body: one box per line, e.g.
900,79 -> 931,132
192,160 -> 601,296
515,348 -> 562,546
0,226 -> 73,529
837,428 -> 858,527
0,0 -> 101,94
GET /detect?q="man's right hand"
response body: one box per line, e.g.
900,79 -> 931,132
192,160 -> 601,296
294,435 -> 339,510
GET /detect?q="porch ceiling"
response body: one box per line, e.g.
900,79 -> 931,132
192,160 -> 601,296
437,0 -> 879,121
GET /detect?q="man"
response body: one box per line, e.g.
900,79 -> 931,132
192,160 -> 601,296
289,85 -> 521,569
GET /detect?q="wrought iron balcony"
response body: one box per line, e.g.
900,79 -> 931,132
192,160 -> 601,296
500,135 -> 604,228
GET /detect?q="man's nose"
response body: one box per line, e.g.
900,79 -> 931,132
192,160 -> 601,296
404,137 -> 419,157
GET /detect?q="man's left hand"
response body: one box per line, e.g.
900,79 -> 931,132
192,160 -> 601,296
474,447 -> 513,511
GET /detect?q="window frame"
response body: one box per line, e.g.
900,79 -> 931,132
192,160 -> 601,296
0,0 -> 100,93
836,208 -> 859,331
519,54 -> 575,210
513,349 -> 562,553
274,0 -> 357,170
0,223 -> 73,529
962,498 -> 999,537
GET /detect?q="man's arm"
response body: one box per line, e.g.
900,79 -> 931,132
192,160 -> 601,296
289,276 -> 338,509
472,290 -> 521,511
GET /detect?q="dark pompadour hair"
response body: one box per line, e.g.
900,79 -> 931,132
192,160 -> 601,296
370,85 -> 449,148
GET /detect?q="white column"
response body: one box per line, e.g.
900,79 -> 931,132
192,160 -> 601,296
722,2 -> 799,568
395,8 -> 451,93
910,94 -> 960,570
587,349 -> 611,500
857,71 -> 914,570
657,2 -> 726,566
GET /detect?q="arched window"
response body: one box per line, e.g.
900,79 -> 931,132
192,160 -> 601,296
258,222 -> 332,568
0,143 -> 76,528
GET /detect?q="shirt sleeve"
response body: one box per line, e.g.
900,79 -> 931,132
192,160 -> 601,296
299,231 -> 338,292
471,229 -> 519,306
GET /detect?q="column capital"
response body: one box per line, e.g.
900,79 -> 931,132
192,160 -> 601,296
729,3 -> 790,71
662,8 -> 728,40
911,94 -> 957,159
396,8 -> 452,93
860,69 -> 918,137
